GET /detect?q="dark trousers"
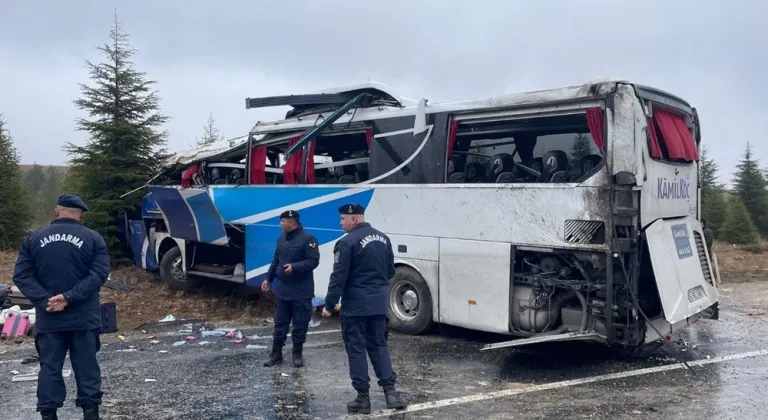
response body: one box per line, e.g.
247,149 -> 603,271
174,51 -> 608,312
273,298 -> 313,347
35,330 -> 103,412
341,315 -> 397,391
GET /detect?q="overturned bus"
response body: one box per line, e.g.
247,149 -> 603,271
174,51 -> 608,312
124,79 -> 720,351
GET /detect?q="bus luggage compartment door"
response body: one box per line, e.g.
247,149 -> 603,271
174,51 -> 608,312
149,186 -> 228,245
644,217 -> 720,325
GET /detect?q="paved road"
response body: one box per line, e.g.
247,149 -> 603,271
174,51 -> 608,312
1,282 -> 767,419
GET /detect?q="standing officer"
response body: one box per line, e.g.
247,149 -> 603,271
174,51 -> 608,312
262,210 -> 320,368
13,194 -> 110,420
322,204 -> 407,414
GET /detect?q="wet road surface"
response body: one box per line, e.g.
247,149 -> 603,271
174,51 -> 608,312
1,282 -> 767,419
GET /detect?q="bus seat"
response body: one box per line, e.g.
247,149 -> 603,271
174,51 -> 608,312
448,172 -> 466,183
490,153 -> 516,177
581,154 -> 602,174
496,172 -> 516,183
541,150 -> 569,182
466,163 -> 487,182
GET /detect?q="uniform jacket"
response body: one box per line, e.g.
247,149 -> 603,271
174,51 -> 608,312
12,218 -> 110,333
324,223 -> 396,317
266,226 -> 320,300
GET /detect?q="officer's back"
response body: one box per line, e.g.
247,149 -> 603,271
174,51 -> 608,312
336,220 -> 395,317
15,198 -> 110,333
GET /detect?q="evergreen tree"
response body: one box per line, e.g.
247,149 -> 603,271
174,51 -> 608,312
23,163 -> 46,197
719,197 -> 759,245
64,14 -> 168,264
197,113 -> 224,146
0,114 -> 31,250
570,133 -> 591,161
699,146 -> 727,236
732,142 -> 768,235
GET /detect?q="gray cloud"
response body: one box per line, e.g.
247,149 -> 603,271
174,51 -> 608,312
1,0 -> 766,184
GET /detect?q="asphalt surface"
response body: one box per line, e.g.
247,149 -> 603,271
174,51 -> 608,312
1,282 -> 767,420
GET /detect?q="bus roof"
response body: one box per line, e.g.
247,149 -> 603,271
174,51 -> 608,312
248,78 -> 692,135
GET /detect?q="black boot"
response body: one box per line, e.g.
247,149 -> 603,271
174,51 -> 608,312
384,387 -> 408,410
82,404 -> 100,420
346,388 -> 371,415
292,344 -> 304,367
263,342 -> 283,367
40,410 -> 58,420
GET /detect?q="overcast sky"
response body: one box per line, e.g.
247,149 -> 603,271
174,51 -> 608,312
1,0 -> 765,184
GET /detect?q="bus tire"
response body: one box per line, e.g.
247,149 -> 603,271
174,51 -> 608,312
387,265 -> 434,335
159,246 -> 197,292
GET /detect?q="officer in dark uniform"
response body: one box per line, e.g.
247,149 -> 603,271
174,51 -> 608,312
12,194 -> 110,420
262,210 -> 320,368
322,203 -> 407,414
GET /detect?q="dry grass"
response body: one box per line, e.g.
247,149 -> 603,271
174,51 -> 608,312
0,251 -> 276,331
713,241 -> 768,283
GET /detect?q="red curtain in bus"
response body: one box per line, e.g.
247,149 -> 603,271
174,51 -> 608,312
653,109 -> 698,161
305,139 -> 316,184
249,145 -> 267,184
365,128 -> 373,149
283,136 -> 303,184
585,107 -> 605,150
446,120 -> 459,177
647,118 -> 664,159
180,164 -> 203,188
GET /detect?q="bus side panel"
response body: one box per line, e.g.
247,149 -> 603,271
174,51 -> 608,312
128,220 -> 157,270
239,187 -> 376,297
645,216 -> 719,324
438,238 -> 511,334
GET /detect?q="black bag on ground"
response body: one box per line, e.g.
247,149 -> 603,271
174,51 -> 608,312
100,302 -> 118,334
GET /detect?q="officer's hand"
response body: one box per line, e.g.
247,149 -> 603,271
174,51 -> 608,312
261,280 -> 270,292
321,307 -> 332,318
46,295 -> 68,312
283,264 -> 292,274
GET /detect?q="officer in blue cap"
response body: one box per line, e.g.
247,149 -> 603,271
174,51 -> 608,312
13,194 -> 110,420
262,209 -> 320,368
322,203 -> 407,414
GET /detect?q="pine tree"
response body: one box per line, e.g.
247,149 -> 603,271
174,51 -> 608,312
719,196 -> 760,244
570,133 -> 591,161
699,146 -> 727,236
23,163 -> 46,197
0,115 -> 31,250
732,142 -> 768,235
197,113 -> 224,146
64,13 -> 168,264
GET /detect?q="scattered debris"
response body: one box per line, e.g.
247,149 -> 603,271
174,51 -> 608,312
158,350 -> 169,354
159,315 -> 176,322
246,344 -> 267,350
198,341 -> 210,345
185,335 -> 197,341
281,373 -> 289,377
104,279 -> 134,292
308,319 -> 321,328
13,370 -> 71,383
144,378 -> 156,382
172,341 -> 185,347
21,357 -> 38,365
748,311 -> 765,316
149,340 -> 160,345
117,334 -> 126,342
10,370 -> 19,375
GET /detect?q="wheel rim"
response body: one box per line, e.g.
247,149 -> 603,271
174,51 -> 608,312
170,256 -> 186,283
390,280 -> 420,321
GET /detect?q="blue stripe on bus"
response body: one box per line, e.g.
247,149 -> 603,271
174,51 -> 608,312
243,188 -> 375,283
211,186 -> 349,223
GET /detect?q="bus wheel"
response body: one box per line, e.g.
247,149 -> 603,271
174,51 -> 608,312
159,247 -> 197,292
388,266 -> 434,335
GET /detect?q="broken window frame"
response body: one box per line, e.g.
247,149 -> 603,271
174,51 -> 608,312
447,102 -> 606,184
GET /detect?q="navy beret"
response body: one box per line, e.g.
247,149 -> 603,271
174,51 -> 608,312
57,194 -> 89,212
338,204 -> 365,215
280,209 -> 299,220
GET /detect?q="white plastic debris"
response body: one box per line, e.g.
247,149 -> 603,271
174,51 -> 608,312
172,341 -> 185,347
246,344 -> 267,350
198,341 -> 210,345
159,315 -> 176,322
144,379 -> 156,382
308,319 -> 321,328
281,373 -> 289,377
158,350 -> 169,354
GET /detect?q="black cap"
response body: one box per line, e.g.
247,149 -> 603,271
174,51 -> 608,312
338,204 -> 365,215
57,194 -> 88,212
280,210 -> 300,220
